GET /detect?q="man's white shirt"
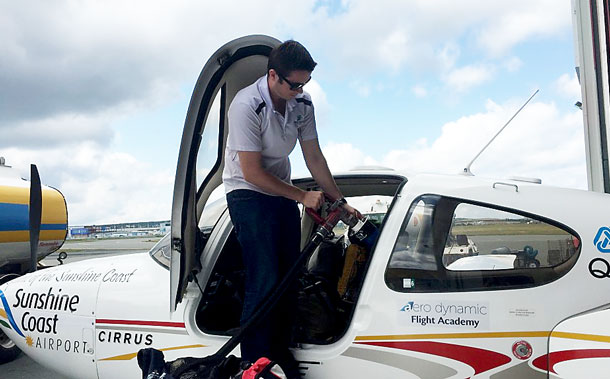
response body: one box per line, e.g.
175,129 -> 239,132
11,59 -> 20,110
223,74 -> 318,195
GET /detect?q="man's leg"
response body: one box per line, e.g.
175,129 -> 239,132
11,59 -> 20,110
270,197 -> 302,377
226,190 -> 283,363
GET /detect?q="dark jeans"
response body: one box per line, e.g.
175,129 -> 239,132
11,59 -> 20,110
226,189 -> 301,369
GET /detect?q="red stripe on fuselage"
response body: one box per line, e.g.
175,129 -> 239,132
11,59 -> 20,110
357,341 -> 511,376
532,349 -> 610,374
95,319 -> 185,328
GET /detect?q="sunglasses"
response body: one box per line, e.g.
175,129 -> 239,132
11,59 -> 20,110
278,72 -> 311,91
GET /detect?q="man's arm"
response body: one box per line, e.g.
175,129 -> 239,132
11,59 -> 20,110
238,151 -> 324,210
300,138 -> 341,198
300,138 -> 360,216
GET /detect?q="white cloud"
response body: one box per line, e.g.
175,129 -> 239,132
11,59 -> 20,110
412,85 -> 428,98
554,73 -> 582,99
321,142 -> 378,172
475,0 -> 571,56
381,99 -> 586,189
0,0 -> 303,124
437,43 -> 461,71
377,29 -> 410,72
445,64 -> 496,92
1,0 -> 579,226
0,111 -> 115,149
3,145 -> 174,225
1,0 -> 574,126
304,79 -> 331,127
504,56 -> 523,72
303,0 -> 571,74
349,81 -> 371,97
322,98 -> 586,190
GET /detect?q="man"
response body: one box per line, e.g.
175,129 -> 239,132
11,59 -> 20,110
222,40 -> 359,378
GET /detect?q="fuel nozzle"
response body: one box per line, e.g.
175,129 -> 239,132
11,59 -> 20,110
345,215 -> 379,250
306,195 -> 380,248
306,196 -> 349,241
340,208 -> 380,250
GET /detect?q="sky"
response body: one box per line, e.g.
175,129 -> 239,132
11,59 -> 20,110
0,0 -> 586,226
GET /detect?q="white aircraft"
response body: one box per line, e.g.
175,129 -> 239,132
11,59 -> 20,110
1,33 -> 610,378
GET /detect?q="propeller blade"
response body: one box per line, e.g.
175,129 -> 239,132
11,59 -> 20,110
29,164 -> 42,273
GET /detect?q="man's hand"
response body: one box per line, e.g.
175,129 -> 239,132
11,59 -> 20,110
342,203 -> 362,219
300,191 -> 324,210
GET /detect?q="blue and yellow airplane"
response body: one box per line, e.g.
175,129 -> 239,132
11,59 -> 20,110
0,158 -> 67,274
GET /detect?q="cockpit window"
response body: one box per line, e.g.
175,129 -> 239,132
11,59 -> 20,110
443,203 -> 577,271
385,195 -> 580,292
388,198 -> 437,271
150,198 -> 228,269
196,89 -> 222,189
199,197 -> 228,232
149,233 -> 171,268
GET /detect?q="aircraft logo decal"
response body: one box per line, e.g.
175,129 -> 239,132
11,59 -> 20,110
594,227 -> 610,253
588,258 -> 610,278
0,289 -> 24,337
400,302 -> 414,311
1,289 -> 92,354
399,300 -> 489,329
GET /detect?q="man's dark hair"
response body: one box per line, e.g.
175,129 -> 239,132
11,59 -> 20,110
267,40 -> 317,77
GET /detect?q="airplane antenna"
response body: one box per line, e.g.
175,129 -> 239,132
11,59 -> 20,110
462,89 -> 539,176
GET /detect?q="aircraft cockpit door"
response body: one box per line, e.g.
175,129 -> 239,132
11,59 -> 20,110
170,35 -> 281,312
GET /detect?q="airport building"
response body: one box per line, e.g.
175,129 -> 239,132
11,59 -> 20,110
68,220 -> 170,239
